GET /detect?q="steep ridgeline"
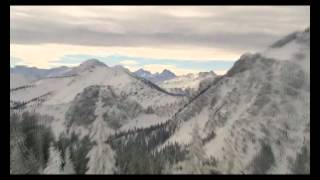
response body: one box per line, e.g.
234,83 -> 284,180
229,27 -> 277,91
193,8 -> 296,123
10,59 -> 188,139
159,28 -> 310,174
110,28 -> 310,174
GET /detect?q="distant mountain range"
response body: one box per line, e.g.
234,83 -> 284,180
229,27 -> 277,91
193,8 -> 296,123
159,71 -> 217,94
133,68 -> 176,83
11,60 -> 214,94
10,65 -> 71,79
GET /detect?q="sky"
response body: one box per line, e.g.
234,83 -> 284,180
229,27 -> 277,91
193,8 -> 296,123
10,6 -> 310,75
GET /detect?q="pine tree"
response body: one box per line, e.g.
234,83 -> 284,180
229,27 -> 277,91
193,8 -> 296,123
86,118 -> 116,174
25,150 -> 41,174
61,148 -> 75,174
186,123 -> 206,174
86,143 -> 116,174
43,144 -> 63,174
10,138 -> 28,174
89,118 -> 110,142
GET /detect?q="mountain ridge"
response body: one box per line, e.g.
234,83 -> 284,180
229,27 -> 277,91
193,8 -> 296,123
133,68 -> 176,83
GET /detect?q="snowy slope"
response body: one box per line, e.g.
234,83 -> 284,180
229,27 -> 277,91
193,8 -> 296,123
133,68 -> 153,79
10,73 -> 37,89
10,59 -> 187,139
159,71 -> 217,92
159,28 -> 310,174
10,65 -> 72,79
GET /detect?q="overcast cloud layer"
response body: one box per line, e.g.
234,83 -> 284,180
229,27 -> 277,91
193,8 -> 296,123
10,6 -> 310,74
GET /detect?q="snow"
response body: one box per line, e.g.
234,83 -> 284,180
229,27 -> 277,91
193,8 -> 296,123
203,91 -> 257,173
134,68 -> 176,83
86,143 -> 116,174
10,73 -> 37,89
10,29 -> 310,174
46,67 -> 129,104
43,145 -> 63,174
36,103 -> 70,137
90,89 -> 113,142
86,89 -> 116,174
61,148 -> 75,174
69,126 -> 90,140
11,65 -> 183,110
157,29 -> 310,174
159,72 -> 216,91
163,107 -> 210,146
262,30 -> 310,75
263,41 -> 301,61
10,63 -> 186,143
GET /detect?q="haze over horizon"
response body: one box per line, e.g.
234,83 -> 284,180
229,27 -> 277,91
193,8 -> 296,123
10,6 -> 309,75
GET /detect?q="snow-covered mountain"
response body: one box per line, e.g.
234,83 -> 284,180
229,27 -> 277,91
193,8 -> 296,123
10,59 -> 187,138
133,68 -> 153,79
157,28 -> 310,174
10,73 -> 38,89
159,71 -> 217,95
10,28 -> 310,175
133,68 -> 176,83
10,65 -> 72,79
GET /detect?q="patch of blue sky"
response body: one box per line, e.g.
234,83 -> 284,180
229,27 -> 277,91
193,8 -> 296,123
52,54 -> 236,72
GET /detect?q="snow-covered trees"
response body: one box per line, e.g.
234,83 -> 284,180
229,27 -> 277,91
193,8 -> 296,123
43,145 -> 76,174
56,133 -> 93,174
90,118 -> 111,143
10,112 -> 55,174
61,148 -> 75,174
65,86 -> 99,127
86,118 -> 116,174
185,123 -> 206,174
250,142 -> 275,174
10,135 -> 30,174
86,142 -> 116,174
101,88 -> 143,130
110,121 -> 184,174
43,144 -> 63,174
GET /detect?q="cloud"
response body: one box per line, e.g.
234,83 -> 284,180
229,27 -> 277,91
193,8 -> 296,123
11,6 -> 309,53
119,60 -> 139,66
119,60 -> 140,71
10,57 -> 26,67
10,43 -> 238,69
10,6 -> 309,74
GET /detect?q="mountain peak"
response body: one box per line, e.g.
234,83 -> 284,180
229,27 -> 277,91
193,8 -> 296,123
79,59 -> 107,67
133,68 -> 176,83
135,68 -> 151,74
270,27 -> 309,49
133,68 -> 152,78
112,65 -> 130,73
160,69 -> 176,77
198,71 -> 217,77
